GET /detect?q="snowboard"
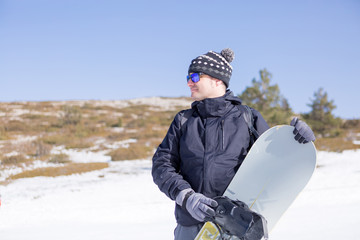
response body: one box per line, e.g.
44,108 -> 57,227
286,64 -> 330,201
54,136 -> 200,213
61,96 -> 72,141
195,125 -> 317,240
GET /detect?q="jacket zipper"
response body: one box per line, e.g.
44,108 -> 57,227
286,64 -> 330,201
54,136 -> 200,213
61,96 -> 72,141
221,120 -> 225,150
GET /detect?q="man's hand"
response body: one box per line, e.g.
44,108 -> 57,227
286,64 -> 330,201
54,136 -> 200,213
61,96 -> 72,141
186,192 -> 218,222
290,117 -> 316,144
176,189 -> 218,222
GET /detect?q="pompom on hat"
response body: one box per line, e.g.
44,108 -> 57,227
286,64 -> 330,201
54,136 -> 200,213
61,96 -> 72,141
188,48 -> 235,88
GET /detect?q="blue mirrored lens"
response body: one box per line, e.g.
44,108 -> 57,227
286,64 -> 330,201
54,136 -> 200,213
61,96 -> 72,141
187,73 -> 201,83
191,73 -> 200,83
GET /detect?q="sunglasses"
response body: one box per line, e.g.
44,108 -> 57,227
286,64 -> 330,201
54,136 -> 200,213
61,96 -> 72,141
186,72 -> 204,83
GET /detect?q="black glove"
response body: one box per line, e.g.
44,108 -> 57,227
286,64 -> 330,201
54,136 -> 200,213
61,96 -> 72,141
290,117 -> 316,144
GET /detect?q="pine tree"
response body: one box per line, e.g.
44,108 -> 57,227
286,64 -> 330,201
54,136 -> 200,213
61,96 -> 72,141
302,88 -> 341,137
238,69 -> 292,126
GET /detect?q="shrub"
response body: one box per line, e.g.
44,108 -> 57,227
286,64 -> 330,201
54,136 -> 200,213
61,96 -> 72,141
1,154 -> 28,165
0,125 -> 6,140
60,105 -> 82,125
65,140 -> 94,149
48,154 -> 70,163
32,140 -> 52,157
42,134 -> 69,145
342,119 -> 360,129
41,134 -> 94,149
4,120 -> 27,132
110,118 -> 123,128
108,143 -> 153,161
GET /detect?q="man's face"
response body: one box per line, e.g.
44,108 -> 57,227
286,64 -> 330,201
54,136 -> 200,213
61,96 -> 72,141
187,73 -> 219,101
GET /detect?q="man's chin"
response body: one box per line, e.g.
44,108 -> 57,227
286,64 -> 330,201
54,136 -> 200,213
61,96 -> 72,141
191,93 -> 204,101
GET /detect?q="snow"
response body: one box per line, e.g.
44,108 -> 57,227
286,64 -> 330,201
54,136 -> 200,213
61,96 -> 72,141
271,150 -> 360,239
1,150 -> 360,240
0,160 -> 60,182
0,160 -> 176,239
50,146 -> 111,163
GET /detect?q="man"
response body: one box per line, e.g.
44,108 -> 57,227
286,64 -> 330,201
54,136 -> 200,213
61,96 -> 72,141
152,48 -> 315,239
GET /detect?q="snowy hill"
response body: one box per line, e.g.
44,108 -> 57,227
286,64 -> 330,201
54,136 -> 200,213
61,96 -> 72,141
1,97 -> 360,239
0,97 -> 193,181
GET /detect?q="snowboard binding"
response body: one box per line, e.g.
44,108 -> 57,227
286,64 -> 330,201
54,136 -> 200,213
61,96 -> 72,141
210,196 -> 268,240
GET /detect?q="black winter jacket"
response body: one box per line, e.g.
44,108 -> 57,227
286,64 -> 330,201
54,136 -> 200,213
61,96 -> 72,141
152,91 -> 269,226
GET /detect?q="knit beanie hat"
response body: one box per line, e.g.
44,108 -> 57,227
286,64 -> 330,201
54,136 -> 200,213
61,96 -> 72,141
188,48 -> 235,88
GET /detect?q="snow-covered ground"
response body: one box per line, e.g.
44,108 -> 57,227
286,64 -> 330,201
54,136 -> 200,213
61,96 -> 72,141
0,150 -> 359,240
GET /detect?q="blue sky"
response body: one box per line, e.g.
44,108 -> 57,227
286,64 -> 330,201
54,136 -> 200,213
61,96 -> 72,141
0,0 -> 359,119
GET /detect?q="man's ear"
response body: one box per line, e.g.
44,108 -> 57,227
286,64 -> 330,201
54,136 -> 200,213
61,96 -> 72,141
215,79 -> 224,87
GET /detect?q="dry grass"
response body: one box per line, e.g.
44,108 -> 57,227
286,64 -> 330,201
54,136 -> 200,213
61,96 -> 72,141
108,143 -> 153,161
40,125 -> 102,149
1,154 -> 30,165
31,140 -> 52,157
48,153 -> 70,163
2,140 -> 53,159
315,137 -> 359,152
7,162 -> 109,180
4,120 -> 28,132
0,124 -> 7,140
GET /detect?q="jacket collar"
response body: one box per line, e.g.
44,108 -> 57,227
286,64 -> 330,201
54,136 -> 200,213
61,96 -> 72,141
192,90 -> 242,118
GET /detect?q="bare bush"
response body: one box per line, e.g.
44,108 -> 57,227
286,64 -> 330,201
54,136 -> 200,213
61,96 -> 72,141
2,154 -> 28,165
48,154 -> 70,163
60,105 -> 82,125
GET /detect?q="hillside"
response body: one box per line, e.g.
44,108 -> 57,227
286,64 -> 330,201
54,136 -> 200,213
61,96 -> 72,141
0,97 -> 191,182
0,97 -> 359,182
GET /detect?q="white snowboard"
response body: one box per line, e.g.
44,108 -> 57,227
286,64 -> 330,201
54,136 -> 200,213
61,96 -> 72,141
224,125 -> 317,230
195,125 -> 317,239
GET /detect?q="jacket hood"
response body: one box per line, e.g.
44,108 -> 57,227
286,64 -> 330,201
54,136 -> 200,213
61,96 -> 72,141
192,90 -> 242,118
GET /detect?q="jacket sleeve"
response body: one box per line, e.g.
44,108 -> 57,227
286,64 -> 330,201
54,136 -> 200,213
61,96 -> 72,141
151,111 -> 192,201
251,108 -> 270,136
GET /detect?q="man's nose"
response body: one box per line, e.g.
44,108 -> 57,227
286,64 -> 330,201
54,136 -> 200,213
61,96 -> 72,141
187,79 -> 194,87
